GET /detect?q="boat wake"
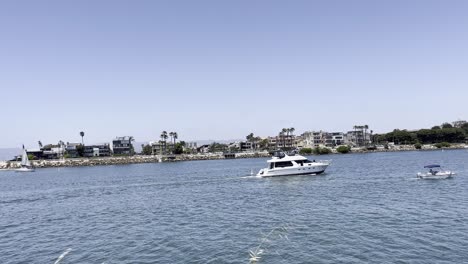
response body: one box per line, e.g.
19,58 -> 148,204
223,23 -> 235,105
54,248 -> 72,264
240,175 -> 261,179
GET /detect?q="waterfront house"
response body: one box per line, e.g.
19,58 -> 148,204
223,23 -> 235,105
40,143 -> 65,159
301,131 -> 323,147
83,144 -> 111,157
26,149 -> 44,160
241,141 -> 256,151
26,144 -> 64,160
325,132 -> 345,147
112,136 -> 134,155
345,130 -> 371,146
228,141 -> 255,152
267,135 -> 296,150
300,131 -> 344,147
197,144 -> 210,153
65,143 -> 81,158
42,148 -> 59,159
150,141 -> 174,155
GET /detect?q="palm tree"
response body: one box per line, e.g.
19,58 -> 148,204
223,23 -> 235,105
364,125 -> 369,146
289,127 -> 295,148
169,132 -> 174,150
173,132 -> 178,145
160,131 -> 168,153
278,131 -> 283,149
246,133 -> 254,142
58,140 -> 64,159
128,136 -> 135,154
281,128 -> 287,148
80,131 -> 85,145
169,132 -> 178,153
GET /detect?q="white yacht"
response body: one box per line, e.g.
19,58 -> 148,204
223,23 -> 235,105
257,152 -> 330,177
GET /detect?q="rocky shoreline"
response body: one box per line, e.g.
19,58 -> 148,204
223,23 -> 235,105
0,152 -> 271,169
1,145 -> 466,170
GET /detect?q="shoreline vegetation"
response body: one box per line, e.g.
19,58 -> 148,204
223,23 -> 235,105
1,144 -> 466,170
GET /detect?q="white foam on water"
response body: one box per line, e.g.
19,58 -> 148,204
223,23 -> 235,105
54,248 -> 72,264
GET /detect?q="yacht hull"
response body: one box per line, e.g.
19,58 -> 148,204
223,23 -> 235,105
257,163 -> 329,177
417,172 -> 454,179
260,170 -> 326,177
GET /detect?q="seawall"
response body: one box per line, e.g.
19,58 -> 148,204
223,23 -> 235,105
0,152 -> 271,169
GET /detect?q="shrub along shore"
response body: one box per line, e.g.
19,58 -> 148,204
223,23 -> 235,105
1,144 -> 466,170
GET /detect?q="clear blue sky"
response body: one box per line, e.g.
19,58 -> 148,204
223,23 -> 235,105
1,0 -> 467,148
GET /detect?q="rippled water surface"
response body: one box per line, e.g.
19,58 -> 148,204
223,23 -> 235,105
1,150 -> 468,263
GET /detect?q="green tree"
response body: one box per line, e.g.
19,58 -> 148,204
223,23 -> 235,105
416,129 -> 436,143
76,144 -> 85,157
210,142 -> 228,152
299,148 -> 312,155
461,122 -> 468,133
385,129 -> 416,144
246,133 -> 254,142
434,142 -> 451,148
313,147 -> 331,155
173,142 -> 184,154
141,144 -> 153,155
259,138 -> 269,150
336,145 -> 351,154
439,128 -> 465,143
441,123 -> 453,129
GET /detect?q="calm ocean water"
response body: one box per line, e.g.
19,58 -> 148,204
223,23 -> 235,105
1,150 -> 467,263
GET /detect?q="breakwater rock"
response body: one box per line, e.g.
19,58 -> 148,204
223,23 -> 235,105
0,152 -> 271,169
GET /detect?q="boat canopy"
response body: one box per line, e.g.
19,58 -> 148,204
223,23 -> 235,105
424,164 -> 441,168
267,154 -> 308,163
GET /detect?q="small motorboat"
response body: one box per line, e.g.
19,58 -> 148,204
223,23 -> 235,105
257,151 -> 331,177
417,164 -> 454,179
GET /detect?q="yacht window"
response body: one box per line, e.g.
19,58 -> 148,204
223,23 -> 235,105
270,163 -> 274,169
304,159 -> 313,163
274,161 -> 294,168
